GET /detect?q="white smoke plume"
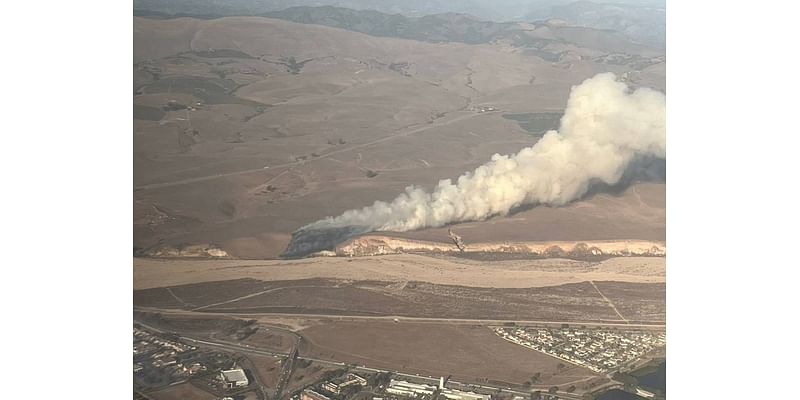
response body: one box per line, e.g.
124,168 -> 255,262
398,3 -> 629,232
301,72 -> 665,235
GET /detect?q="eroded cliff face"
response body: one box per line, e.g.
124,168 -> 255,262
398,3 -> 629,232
332,235 -> 665,258
141,244 -> 229,258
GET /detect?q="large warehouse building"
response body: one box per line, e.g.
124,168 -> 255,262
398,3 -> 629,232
220,368 -> 249,388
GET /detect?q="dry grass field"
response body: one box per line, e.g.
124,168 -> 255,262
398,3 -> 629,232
133,310 -> 300,352
298,320 -> 600,387
133,10 -> 666,398
133,16 -> 665,259
240,326 -> 298,353
593,281 -> 667,321
134,276 -> 665,323
147,382 -> 217,400
285,360 -> 344,394
243,354 -> 284,389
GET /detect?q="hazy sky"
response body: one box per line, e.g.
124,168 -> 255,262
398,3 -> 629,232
134,0 -> 666,22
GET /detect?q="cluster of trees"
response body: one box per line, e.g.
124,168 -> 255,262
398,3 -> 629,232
524,372 -> 542,387
339,383 -> 362,399
367,371 -> 393,388
319,368 -> 348,383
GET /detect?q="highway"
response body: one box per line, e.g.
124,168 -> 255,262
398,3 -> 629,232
135,318 -> 599,400
134,306 -> 665,329
173,331 -> 588,400
133,303 -> 661,399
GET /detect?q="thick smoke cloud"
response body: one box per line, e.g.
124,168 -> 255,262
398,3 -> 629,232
284,73 -> 665,256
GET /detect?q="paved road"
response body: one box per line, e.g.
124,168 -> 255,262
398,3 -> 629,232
134,111 -> 485,191
134,320 -> 587,400
133,307 -> 657,399
135,306 -> 665,329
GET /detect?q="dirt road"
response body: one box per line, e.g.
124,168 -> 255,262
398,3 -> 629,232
135,111 -> 484,191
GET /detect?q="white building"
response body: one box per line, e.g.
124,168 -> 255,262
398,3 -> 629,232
220,368 -> 249,388
302,389 -> 331,400
386,380 -> 436,397
322,373 -> 368,394
386,379 -> 489,400
440,388 -> 490,400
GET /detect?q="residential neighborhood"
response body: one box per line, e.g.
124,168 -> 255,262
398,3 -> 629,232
493,326 -> 666,373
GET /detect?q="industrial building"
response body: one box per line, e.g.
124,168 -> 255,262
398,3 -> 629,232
302,389 -> 332,400
386,379 -> 490,400
322,373 -> 368,394
220,368 -> 249,388
386,380 -> 436,397
440,389 -> 490,400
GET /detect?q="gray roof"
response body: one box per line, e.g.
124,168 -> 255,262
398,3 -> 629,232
221,368 -> 248,382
